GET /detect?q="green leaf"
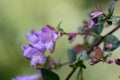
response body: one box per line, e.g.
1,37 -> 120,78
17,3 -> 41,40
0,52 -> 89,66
57,21 -> 63,31
69,60 -> 86,69
107,21 -> 112,25
104,35 -> 120,52
93,23 -> 104,34
69,50 -> 88,69
91,37 -> 100,46
107,16 -> 117,25
78,50 -> 89,60
68,49 -> 77,63
93,15 -> 104,34
41,68 -> 60,80
108,2 -> 115,16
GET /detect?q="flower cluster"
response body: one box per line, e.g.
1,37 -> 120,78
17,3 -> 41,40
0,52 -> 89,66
21,25 -> 59,66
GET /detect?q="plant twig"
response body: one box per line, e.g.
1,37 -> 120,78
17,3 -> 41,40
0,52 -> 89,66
80,68 -> 83,80
76,67 -> 83,80
65,68 -> 77,80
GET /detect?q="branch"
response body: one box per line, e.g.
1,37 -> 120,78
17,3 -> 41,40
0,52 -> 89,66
65,68 -> 77,80
87,25 -> 120,55
61,32 -> 97,37
76,67 -> 83,80
80,68 -> 83,80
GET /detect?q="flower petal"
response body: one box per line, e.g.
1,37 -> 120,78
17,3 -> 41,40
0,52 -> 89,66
21,45 -> 27,52
31,53 -> 46,66
26,29 -> 38,43
23,47 -> 37,58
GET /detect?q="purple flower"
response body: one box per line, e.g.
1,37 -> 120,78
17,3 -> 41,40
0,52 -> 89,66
36,26 -> 58,51
12,74 -> 41,80
26,29 -> 39,43
90,11 -> 103,19
22,25 -> 59,66
88,11 -> 103,27
22,45 -> 46,66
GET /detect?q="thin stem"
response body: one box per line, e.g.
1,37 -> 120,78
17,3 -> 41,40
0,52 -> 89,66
80,68 -> 83,80
65,68 -> 77,80
61,32 -> 97,37
76,67 -> 83,80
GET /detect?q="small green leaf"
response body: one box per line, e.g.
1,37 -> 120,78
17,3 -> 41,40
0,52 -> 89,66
108,2 -> 115,16
69,50 -> 88,69
107,21 -> 112,25
104,35 -> 120,52
57,21 -> 63,31
92,15 -> 104,34
107,16 -> 117,25
93,23 -> 104,34
91,37 -> 100,46
78,50 -> 89,60
69,60 -> 86,69
68,49 -> 77,63
41,68 -> 60,80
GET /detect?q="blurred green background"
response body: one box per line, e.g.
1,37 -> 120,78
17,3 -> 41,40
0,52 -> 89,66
0,0 -> 120,80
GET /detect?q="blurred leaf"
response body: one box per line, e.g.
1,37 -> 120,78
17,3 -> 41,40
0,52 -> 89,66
104,35 -> 120,52
41,68 -> 60,80
57,21 -> 63,31
69,60 -> 86,69
93,23 -> 104,34
108,2 -> 115,16
93,15 -> 104,34
91,37 -> 100,46
107,16 -> 117,25
68,49 -> 77,63
69,50 -> 88,68
78,50 -> 89,60
107,21 -> 112,25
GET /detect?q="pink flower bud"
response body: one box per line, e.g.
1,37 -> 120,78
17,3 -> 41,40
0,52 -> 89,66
114,59 -> 120,66
105,58 -> 113,64
73,44 -> 83,53
105,44 -> 113,49
89,59 -> 99,65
